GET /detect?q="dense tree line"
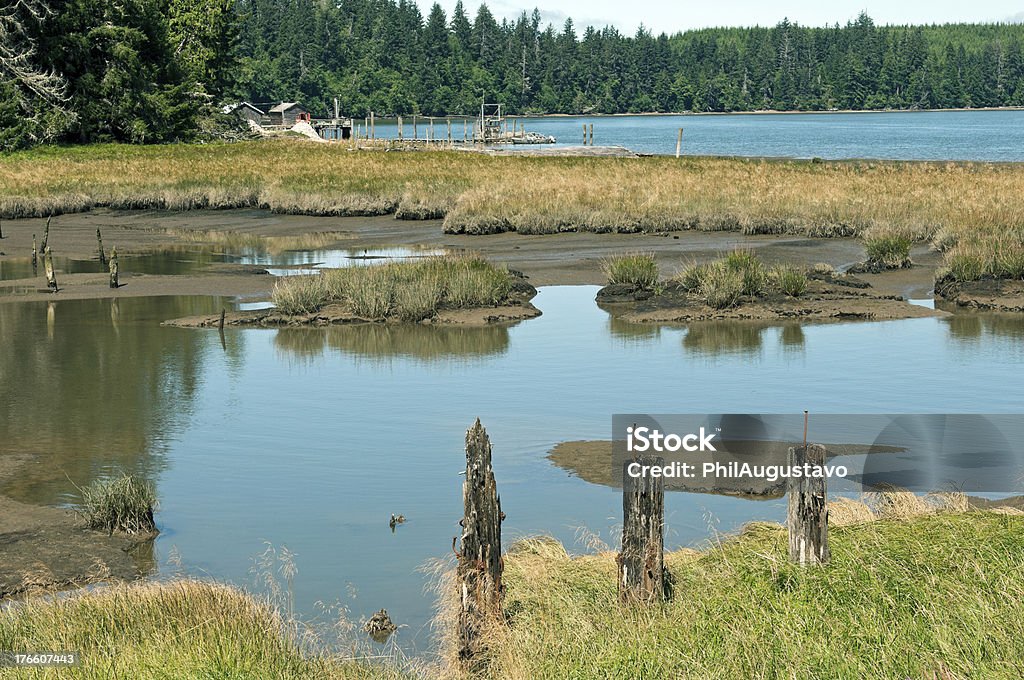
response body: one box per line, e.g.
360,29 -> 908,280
2,0 -> 1024,149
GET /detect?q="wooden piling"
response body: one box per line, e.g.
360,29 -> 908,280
0,218 -> 4,239
617,456 -> 669,603
41,215 -> 51,252
31,235 -> 37,274
413,115 -> 418,142
447,118 -> 452,146
676,128 -> 684,158
96,228 -> 106,268
219,309 -> 226,331
44,246 -> 57,292
109,246 -> 118,288
398,116 -> 403,141
456,419 -> 504,669
589,123 -> 594,145
583,123 -> 587,145
787,444 -> 830,565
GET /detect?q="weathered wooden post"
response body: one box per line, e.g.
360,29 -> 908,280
0,217 -> 4,239
447,118 -> 452,146
456,419 -> 504,669
108,246 -> 118,288
398,116 -> 403,141
44,246 -> 58,292
31,234 -> 38,274
41,215 -> 51,252
589,123 -> 594,145
617,456 -> 669,603
370,111 -> 375,140
218,309 -> 226,331
582,123 -> 587,145
675,128 -> 684,158
96,228 -> 106,268
787,443 -> 830,565
413,115 -> 418,142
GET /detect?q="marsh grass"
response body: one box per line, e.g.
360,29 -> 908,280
5,143 -> 1022,284
473,509 -> 1024,679
0,581 -> 407,679
699,262 -> 745,309
674,249 -> 808,308
601,252 -> 659,288
74,473 -> 157,535
864,233 -> 913,268
273,254 -> 515,320
774,265 -> 809,297
939,232 -> 1024,283
272,274 -> 328,315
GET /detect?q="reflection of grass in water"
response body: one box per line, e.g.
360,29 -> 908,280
604,312 -> 661,341
945,312 -> 1024,341
274,323 -> 509,361
477,509 -> 1024,679
683,322 -> 766,356
166,229 -> 351,254
780,323 -> 805,347
0,296 -> 230,505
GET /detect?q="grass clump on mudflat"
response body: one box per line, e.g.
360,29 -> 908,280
271,254 -> 514,321
601,252 -> 659,288
674,249 -> 809,309
938,233 -> 1024,284
0,581 -> 407,679
74,473 -> 157,535
864,233 -> 912,269
477,510 -> 1024,679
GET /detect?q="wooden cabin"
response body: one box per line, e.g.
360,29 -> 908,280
223,102 -> 265,126
267,102 -> 307,127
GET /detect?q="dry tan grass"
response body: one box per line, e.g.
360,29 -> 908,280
4,143 -> 1023,281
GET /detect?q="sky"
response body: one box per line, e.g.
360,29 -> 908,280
420,0 -> 1024,35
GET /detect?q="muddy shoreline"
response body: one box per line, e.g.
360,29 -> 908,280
936,278 -> 1024,313
0,453 -> 154,599
0,208 -> 947,301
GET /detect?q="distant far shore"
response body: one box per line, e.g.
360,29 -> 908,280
503,106 -> 1024,119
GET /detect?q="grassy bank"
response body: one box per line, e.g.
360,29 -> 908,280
271,254 -> 517,320
0,581 -> 406,679
478,508 -> 1024,679
3,141 -> 1022,283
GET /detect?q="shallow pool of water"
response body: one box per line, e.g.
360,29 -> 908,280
0,246 -> 446,281
2,287 -> 1023,654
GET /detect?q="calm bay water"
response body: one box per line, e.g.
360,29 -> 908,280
370,110 -> 1024,161
2,287 -> 1024,653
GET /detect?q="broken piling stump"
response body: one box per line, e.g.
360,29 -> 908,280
617,455 -> 669,604
787,444 -> 830,565
31,234 -> 37,274
109,246 -> 119,288
456,419 -> 504,669
97,228 -> 106,267
44,247 -> 58,292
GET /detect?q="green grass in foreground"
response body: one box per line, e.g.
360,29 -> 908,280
271,254 -> 514,319
0,581 -> 406,680
484,511 -> 1024,679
